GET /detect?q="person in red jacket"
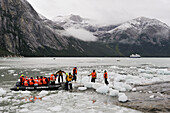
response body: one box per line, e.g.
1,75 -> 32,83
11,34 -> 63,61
43,77 -> 48,85
29,77 -> 34,86
89,70 -> 97,83
50,74 -> 55,85
34,76 -> 39,86
38,76 -> 43,86
24,78 -> 29,86
72,67 -> 77,82
104,70 -> 109,85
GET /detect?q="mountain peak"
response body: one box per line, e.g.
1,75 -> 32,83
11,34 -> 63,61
69,14 -> 83,22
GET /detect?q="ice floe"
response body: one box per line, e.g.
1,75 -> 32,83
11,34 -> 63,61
78,87 -> 87,91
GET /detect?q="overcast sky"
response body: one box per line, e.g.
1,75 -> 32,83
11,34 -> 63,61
27,0 -> 170,26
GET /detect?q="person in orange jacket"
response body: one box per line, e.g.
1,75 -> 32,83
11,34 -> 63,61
24,77 -> 29,86
29,77 -> 34,86
89,70 -> 97,83
38,76 -> 43,86
34,76 -> 39,86
20,74 -> 25,86
104,70 -> 109,85
43,77 -> 48,85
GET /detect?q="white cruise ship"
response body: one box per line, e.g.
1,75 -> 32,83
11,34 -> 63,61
130,54 -> 141,58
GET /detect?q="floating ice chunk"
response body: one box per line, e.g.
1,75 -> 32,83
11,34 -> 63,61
84,82 -> 92,88
78,87 -> 87,91
118,93 -> 128,102
120,88 -> 126,92
1,75 -> 4,77
148,91 -> 152,94
114,75 -> 126,82
8,70 -> 15,74
0,88 -> 6,96
13,74 -> 18,76
141,74 -> 153,79
48,106 -> 62,112
138,69 -> 146,73
123,84 -> 132,91
19,108 -> 29,113
109,89 -> 119,97
39,91 -> 49,96
108,84 -> 114,88
96,85 -> 109,94
149,95 -> 155,98
132,88 -> 137,92
157,69 -> 170,75
92,83 -> 103,89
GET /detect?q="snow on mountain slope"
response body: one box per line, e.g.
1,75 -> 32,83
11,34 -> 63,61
99,17 -> 170,45
52,14 -> 99,41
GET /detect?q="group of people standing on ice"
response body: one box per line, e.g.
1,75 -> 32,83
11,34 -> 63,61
89,70 -> 109,85
19,67 -> 109,90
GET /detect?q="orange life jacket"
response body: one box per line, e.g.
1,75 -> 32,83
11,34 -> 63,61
104,72 -> 108,78
43,78 -> 47,85
38,78 -> 43,85
24,80 -> 29,86
50,74 -> 55,81
29,79 -> 34,86
91,72 -> 96,78
34,79 -> 38,85
73,68 -> 77,74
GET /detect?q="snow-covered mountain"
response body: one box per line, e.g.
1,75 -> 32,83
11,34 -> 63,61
52,14 -> 100,41
98,17 -> 170,45
52,14 -> 120,41
52,15 -> 170,56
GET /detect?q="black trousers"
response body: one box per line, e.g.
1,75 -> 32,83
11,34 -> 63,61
105,78 -> 109,85
65,81 -> 72,90
91,78 -> 96,83
58,75 -> 63,83
72,74 -> 77,81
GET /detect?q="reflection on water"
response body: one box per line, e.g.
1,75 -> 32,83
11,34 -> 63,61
20,96 -> 43,102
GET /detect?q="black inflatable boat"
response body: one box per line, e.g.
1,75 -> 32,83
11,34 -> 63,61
10,82 -> 65,91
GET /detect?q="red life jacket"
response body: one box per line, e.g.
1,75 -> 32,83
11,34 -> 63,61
38,78 -> 43,85
29,79 -> 34,86
104,72 -> 108,78
34,79 -> 38,85
73,68 -> 77,74
50,74 -> 55,81
24,80 -> 29,86
43,78 -> 47,85
91,72 -> 96,78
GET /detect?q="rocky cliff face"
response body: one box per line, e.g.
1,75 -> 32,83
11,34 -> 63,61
0,0 -> 115,56
0,0 -> 69,56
